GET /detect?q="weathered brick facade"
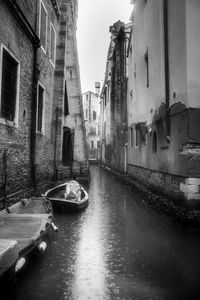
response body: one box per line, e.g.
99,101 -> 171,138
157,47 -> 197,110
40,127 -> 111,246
0,0 -> 35,205
34,0 -> 60,183
0,0 -> 88,207
100,21 -> 131,172
52,0 -> 88,181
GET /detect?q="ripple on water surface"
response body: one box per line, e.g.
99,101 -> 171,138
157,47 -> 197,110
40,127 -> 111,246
16,166 -> 200,300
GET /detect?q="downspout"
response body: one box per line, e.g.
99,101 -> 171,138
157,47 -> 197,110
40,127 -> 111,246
30,46 -> 39,188
53,107 -> 59,181
163,0 -> 170,140
30,0 -> 40,188
2,149 -> 8,209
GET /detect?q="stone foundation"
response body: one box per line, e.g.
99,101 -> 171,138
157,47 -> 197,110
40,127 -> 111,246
127,164 -> 200,207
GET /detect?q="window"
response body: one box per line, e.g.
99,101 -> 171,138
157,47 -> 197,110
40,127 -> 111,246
130,127 -> 134,147
39,1 -> 47,52
0,47 -> 19,124
144,49 -> 149,88
135,126 -> 139,148
93,111 -> 96,120
91,141 -> 94,149
50,23 -> 56,65
152,131 -> 157,153
85,110 -> 88,119
90,127 -> 96,134
36,84 -> 45,133
97,141 -> 100,149
64,82 -> 69,116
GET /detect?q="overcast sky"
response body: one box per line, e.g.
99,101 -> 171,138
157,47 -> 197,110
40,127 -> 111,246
77,0 -> 132,93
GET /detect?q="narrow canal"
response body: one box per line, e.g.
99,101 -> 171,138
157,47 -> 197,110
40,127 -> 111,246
17,166 -> 200,300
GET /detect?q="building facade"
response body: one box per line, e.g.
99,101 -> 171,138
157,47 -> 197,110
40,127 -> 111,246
82,83 -> 101,162
0,0 -> 88,207
127,0 -> 200,205
52,0 -> 88,180
100,21 -> 131,171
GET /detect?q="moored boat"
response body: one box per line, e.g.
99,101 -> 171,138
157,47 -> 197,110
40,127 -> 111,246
43,180 -> 89,211
0,197 -> 55,281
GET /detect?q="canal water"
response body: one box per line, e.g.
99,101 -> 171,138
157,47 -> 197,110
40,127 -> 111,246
17,166 -> 200,300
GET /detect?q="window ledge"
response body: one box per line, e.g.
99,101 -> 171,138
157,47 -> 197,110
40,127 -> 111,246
36,131 -> 45,137
0,118 -> 18,128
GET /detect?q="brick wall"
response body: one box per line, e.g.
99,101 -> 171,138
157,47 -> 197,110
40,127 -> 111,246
52,0 -> 89,180
0,1 -> 34,202
34,0 -> 59,183
16,0 -> 36,29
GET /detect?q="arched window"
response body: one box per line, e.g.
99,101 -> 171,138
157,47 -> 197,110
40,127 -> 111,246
152,131 -> 157,153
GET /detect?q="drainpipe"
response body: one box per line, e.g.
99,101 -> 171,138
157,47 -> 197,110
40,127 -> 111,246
163,0 -> 170,141
53,107 -> 59,181
2,149 -> 8,209
30,47 -> 39,188
30,0 -> 40,188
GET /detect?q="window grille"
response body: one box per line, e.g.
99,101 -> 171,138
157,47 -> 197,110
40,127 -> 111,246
1,49 -> 18,121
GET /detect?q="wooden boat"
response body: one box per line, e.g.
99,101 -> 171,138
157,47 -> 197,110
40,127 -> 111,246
0,197 -> 56,280
43,180 -> 89,211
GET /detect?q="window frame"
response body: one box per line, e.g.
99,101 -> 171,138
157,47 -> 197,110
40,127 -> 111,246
50,22 -> 56,66
36,82 -> 45,134
39,0 -> 48,54
0,44 -> 20,127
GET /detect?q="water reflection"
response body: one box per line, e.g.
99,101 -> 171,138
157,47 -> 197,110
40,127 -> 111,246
72,171 -> 109,299
16,166 -> 200,300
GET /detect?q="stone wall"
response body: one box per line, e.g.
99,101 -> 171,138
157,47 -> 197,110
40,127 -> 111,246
127,163 -> 200,207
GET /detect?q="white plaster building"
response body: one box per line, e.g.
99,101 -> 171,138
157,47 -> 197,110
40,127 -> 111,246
127,0 -> 200,206
82,83 -> 101,162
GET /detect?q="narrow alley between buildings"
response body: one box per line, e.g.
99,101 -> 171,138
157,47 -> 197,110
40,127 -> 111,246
16,166 -> 200,300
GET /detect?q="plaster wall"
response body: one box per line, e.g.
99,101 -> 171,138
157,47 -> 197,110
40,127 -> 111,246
131,0 -> 165,125
186,0 -> 200,108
